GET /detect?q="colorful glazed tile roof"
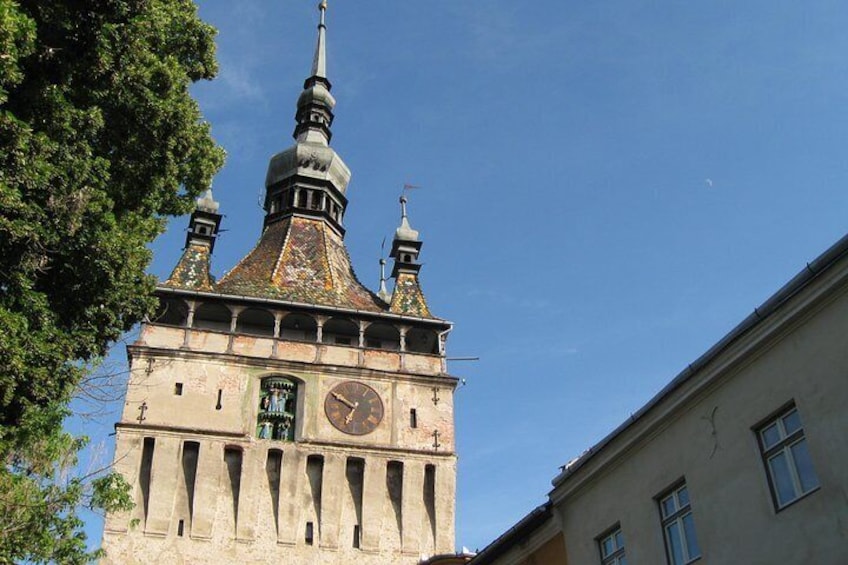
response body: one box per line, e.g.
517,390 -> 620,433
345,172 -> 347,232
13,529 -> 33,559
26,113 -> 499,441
215,216 -> 389,312
390,272 -> 432,318
162,243 -> 215,291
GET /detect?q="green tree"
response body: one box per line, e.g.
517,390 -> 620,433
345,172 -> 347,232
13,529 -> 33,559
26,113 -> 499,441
0,0 -> 224,561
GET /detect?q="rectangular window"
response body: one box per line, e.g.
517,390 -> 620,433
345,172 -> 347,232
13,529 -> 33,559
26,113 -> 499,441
174,382 -> 183,396
597,525 -> 627,565
305,521 -> 314,545
659,482 -> 701,565
410,409 -> 418,429
757,404 -> 820,510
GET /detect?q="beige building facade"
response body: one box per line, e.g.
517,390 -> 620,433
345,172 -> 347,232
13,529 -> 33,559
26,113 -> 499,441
102,5 -> 458,564
471,233 -> 848,565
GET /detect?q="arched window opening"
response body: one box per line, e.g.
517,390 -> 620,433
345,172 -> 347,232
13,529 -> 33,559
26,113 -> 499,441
193,303 -> 231,332
153,298 -> 188,327
236,308 -> 275,337
257,376 -> 298,441
280,313 -> 318,342
324,317 -> 358,346
406,328 -> 439,354
365,322 -> 400,350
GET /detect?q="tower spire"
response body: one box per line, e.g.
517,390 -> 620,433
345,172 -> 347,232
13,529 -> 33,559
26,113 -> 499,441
312,1 -> 328,78
293,0 -> 336,145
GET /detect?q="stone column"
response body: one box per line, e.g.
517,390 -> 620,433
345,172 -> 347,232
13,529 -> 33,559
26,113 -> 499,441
360,456 -> 386,552
401,460 -> 424,555
272,312 -> 284,357
434,459 -> 457,553
320,452 -> 345,550
236,446 -> 263,542
279,449 -> 305,546
183,301 -> 197,348
316,316 -> 327,344
144,436 -> 181,537
191,440 -> 223,540
103,432 -> 143,534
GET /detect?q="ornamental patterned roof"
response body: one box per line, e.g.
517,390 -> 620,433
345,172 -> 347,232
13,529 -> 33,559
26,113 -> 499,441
390,272 -> 432,318
162,243 -> 215,292
215,216 -> 387,312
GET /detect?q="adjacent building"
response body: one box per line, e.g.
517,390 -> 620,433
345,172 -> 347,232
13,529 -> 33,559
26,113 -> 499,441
470,233 -> 848,564
101,4 -> 458,563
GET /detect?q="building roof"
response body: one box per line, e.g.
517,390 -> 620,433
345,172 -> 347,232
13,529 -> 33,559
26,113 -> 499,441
467,503 -> 553,565
162,243 -> 215,292
551,230 -> 848,490
215,216 -> 387,312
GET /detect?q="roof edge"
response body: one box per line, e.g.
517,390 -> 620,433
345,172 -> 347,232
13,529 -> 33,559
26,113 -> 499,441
552,231 -> 848,489
154,285 -> 453,328
467,503 -> 553,565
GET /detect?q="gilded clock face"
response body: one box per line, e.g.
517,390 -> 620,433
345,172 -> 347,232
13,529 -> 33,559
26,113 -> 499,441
324,381 -> 384,435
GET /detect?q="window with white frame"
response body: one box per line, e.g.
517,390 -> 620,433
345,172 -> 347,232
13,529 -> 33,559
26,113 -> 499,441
757,404 -> 820,509
598,525 -> 627,565
659,482 -> 701,565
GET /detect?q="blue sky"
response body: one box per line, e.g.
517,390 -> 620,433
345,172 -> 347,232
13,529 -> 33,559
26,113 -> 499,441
79,0 -> 848,553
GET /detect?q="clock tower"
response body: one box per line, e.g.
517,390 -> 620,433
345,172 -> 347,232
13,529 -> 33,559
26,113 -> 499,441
101,4 -> 458,563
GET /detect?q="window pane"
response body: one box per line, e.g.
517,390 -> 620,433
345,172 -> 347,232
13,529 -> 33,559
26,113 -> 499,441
790,439 -> 820,493
666,522 -> 684,565
682,512 -> 701,559
761,423 -> 781,449
677,486 -> 689,508
782,410 -> 802,435
618,557 -> 627,565
614,530 -> 624,549
769,451 -> 797,506
602,537 -> 613,557
662,496 -> 677,518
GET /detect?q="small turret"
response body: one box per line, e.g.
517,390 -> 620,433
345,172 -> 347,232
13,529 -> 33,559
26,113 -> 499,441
390,196 -> 422,278
163,188 -> 221,291
186,188 -> 222,252
389,196 -> 431,317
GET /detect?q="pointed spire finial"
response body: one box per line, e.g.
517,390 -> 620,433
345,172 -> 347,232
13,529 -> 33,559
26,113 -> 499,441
396,195 -> 419,241
378,258 -> 391,302
312,0 -> 329,78
195,187 -> 220,213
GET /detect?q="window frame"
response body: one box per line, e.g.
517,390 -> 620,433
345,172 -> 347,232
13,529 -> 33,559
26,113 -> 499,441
657,481 -> 701,565
596,523 -> 627,565
754,403 -> 820,511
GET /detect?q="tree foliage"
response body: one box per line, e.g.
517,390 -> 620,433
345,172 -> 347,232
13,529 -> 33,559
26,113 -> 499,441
0,0 -> 224,561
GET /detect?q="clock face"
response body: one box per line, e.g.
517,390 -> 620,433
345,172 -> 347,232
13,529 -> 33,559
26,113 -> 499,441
324,381 -> 384,435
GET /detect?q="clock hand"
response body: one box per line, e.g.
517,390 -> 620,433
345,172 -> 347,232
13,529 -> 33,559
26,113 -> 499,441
344,401 -> 359,424
332,392 -> 356,409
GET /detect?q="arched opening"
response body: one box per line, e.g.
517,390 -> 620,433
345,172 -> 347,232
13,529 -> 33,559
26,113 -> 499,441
152,298 -> 188,327
193,303 -> 231,332
324,317 -> 358,347
257,376 -> 298,442
280,313 -> 318,342
406,328 -> 439,354
236,308 -> 275,337
365,322 -> 400,350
